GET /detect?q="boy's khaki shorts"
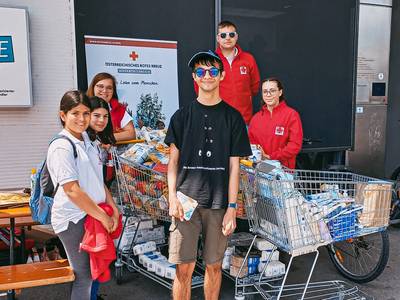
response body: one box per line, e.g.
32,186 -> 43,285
168,207 -> 228,265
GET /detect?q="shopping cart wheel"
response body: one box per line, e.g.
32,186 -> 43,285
234,295 -> 245,300
115,265 -> 124,285
327,230 -> 390,283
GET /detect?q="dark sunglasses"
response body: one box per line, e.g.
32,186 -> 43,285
219,32 -> 237,39
194,67 -> 220,78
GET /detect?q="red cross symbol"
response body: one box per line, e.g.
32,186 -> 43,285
129,51 -> 139,61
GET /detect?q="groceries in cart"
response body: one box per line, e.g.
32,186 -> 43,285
117,142 -> 170,216
241,159 -> 392,251
121,142 -> 169,166
116,215 -> 166,253
222,236 -> 286,279
136,126 -> 167,143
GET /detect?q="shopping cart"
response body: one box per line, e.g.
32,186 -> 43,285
235,161 -> 391,300
111,147 -> 204,289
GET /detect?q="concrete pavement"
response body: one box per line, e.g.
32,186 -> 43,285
15,227 -> 399,300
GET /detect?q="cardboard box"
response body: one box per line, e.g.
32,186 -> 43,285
231,254 -> 260,268
230,265 -> 248,278
355,183 -> 391,227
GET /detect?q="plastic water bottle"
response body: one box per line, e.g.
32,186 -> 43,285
30,168 -> 36,193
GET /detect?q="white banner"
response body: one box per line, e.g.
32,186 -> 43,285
85,35 -> 179,128
0,7 -> 32,107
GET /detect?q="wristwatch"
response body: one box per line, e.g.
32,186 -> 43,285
228,203 -> 237,209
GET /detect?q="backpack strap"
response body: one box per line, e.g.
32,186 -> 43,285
50,135 -> 78,158
49,135 -> 78,196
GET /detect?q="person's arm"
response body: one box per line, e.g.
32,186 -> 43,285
269,112 -> 303,161
250,56 -> 260,97
104,184 -> 120,232
114,120 -> 136,142
62,181 -> 114,232
222,156 -> 239,236
167,143 -> 184,221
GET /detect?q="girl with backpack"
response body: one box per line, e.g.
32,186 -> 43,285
47,90 -> 119,300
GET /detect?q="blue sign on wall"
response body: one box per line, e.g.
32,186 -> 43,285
0,36 -> 15,63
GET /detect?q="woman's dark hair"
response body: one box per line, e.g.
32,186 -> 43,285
59,90 -> 91,126
87,72 -> 118,100
261,77 -> 286,106
87,96 -> 116,145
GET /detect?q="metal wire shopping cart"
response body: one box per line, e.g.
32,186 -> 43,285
235,161 -> 392,300
111,147 -> 204,289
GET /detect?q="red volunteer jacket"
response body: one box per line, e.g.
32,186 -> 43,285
80,203 -> 122,282
248,101 -> 303,169
109,98 -> 126,132
106,98 -> 126,182
194,45 -> 260,124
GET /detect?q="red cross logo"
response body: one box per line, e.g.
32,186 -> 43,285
129,51 -> 139,61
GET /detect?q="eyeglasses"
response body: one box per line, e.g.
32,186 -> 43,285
194,67 -> 220,78
218,32 -> 237,39
95,84 -> 113,92
264,89 -> 279,95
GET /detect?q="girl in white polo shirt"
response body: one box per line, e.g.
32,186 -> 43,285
47,90 -> 119,300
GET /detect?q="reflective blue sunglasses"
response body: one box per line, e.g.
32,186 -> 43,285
194,67 -> 220,78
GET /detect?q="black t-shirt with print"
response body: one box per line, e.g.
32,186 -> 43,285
165,100 -> 252,209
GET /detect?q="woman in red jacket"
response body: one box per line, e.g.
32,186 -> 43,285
87,72 -> 136,142
248,77 -> 303,169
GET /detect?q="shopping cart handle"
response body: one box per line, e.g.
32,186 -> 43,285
116,139 -> 145,145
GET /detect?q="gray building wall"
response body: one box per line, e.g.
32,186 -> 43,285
385,0 -> 400,179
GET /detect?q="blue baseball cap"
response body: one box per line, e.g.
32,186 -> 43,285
187,50 -> 222,68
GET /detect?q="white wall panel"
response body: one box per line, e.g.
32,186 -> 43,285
0,0 -> 76,189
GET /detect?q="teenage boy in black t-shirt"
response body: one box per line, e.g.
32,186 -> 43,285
165,50 -> 251,300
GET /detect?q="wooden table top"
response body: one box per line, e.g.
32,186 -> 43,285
0,206 -> 31,219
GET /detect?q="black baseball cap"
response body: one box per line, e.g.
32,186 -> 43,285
187,50 -> 222,68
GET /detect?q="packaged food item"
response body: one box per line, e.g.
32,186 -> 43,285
355,183 -> 391,227
230,265 -> 248,278
153,163 -> 168,174
133,241 -> 157,255
254,238 -> 275,251
249,144 -> 262,162
177,191 -> 198,221
156,142 -> 170,154
139,251 -> 161,265
258,261 -> 285,277
261,250 -> 279,262
148,151 -> 169,164
165,265 -> 176,279
222,247 -> 235,270
231,254 -> 260,269
147,255 -> 168,272
158,195 -> 169,210
121,143 -> 154,164
320,184 -> 339,192
155,260 -> 174,277
143,161 -> 156,169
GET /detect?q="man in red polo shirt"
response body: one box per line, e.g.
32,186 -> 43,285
216,20 -> 260,124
